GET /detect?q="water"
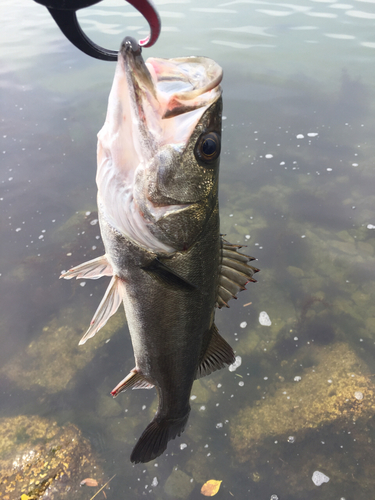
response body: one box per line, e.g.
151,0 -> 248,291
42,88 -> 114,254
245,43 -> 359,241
1,0 -> 375,498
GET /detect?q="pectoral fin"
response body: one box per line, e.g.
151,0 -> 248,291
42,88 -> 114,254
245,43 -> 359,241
60,255 -> 113,280
196,323 -> 235,379
143,258 -> 197,291
111,369 -> 154,397
79,275 -> 123,345
217,238 -> 259,308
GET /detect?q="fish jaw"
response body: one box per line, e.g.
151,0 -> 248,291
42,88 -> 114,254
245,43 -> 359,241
96,36 -> 223,254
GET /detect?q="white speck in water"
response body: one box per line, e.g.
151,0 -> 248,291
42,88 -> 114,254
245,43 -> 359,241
67,252 -> 72,256
38,235 -> 44,239
90,219 -> 98,225
15,228 -> 21,232
265,154 -> 273,158
270,496 -> 279,500
190,395 -> 197,400
327,168 -> 332,171
240,321 -> 247,328
229,213 -> 233,217
85,211 -> 91,216
151,477 -> 158,487
180,443 -> 187,450
354,391 -> 363,400
245,234 -> 251,239
92,246 -> 97,250
312,471 -> 330,486
229,355 -> 242,372
352,163 -> 358,167
328,379 -> 332,384
105,339 -> 110,343
259,311 -> 272,326
307,132 -> 318,137
238,381 -> 244,387
80,282 -> 86,287
294,376 -> 302,382
294,336 -> 298,341
296,134 -> 304,139
288,436 -> 295,443
216,423 -> 223,428
199,406 -> 206,411
264,376 -> 268,380
301,234 -> 306,238
142,405 -> 146,410
217,383 -> 222,388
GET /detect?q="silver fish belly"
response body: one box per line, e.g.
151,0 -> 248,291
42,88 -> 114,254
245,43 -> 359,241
61,36 -> 258,463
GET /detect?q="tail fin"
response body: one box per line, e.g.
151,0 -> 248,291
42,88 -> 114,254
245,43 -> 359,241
130,411 -> 190,464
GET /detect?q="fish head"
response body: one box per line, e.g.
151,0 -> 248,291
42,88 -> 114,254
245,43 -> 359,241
97,37 -> 223,252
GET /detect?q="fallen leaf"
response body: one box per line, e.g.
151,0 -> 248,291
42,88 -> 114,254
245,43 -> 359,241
21,495 -> 31,500
201,479 -> 222,496
80,478 -> 99,487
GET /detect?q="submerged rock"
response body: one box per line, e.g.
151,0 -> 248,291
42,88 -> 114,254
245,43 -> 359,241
0,415 -> 103,499
230,342 -> 375,462
1,306 -> 125,393
164,469 -> 194,499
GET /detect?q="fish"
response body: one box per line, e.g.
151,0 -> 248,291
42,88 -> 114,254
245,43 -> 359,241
61,36 -> 258,464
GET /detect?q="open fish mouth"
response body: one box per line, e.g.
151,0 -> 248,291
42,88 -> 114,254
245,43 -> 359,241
96,36 -> 223,252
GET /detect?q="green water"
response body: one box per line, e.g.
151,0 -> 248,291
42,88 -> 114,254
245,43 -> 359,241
1,0 -> 375,498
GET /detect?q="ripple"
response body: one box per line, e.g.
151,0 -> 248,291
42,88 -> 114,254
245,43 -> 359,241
155,0 -> 190,3
159,26 -> 180,31
158,10 -> 185,17
361,41 -> 375,48
213,25 -> 275,37
257,9 -> 295,16
290,25 -> 319,30
79,19 -> 123,35
325,33 -> 355,38
191,7 -> 237,13
211,39 -> 276,49
329,3 -> 353,7
346,9 -> 375,17
306,11 -> 338,17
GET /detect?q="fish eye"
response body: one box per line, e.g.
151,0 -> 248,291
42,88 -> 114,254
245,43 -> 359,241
195,132 -> 221,164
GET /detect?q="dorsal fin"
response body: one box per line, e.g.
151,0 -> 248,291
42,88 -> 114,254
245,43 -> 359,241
217,238 -> 259,309
79,275 -> 123,345
60,255 -> 113,280
111,369 -> 154,397
196,323 -> 235,379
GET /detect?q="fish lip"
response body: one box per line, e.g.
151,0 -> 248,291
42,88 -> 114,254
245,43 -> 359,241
119,36 -> 157,101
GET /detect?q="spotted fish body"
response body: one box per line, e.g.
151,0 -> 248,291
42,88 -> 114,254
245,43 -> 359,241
61,37 -> 258,463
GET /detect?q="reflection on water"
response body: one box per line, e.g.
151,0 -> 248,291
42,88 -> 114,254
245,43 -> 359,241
1,0 -> 375,498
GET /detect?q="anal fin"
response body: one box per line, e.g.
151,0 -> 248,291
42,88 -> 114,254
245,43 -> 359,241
111,369 -> 154,397
60,255 -> 113,280
196,324 -> 235,379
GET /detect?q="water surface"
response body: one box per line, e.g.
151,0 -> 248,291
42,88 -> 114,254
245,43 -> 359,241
1,0 -> 375,498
